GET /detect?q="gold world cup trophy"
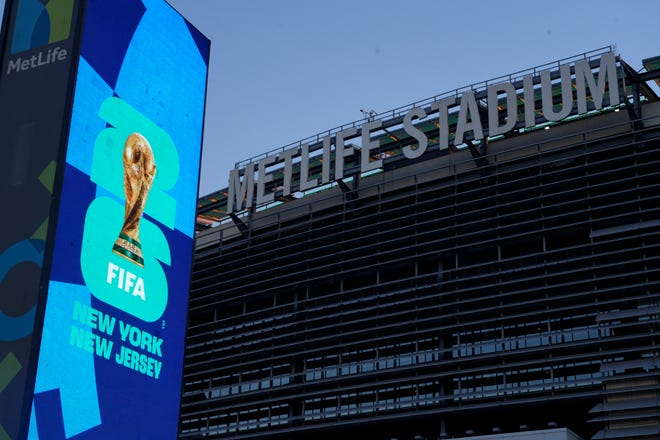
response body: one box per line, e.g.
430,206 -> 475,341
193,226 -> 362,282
112,133 -> 156,267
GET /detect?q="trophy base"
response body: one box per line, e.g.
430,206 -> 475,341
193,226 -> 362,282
112,233 -> 144,267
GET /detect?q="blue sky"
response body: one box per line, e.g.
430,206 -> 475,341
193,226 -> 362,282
163,0 -> 660,196
2,0 -> 659,195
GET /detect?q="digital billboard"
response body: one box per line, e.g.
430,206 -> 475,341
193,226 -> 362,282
27,0 -> 209,438
0,0 -> 82,438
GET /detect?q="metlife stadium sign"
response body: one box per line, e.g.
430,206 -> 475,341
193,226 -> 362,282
227,51 -> 621,213
0,0 -> 209,439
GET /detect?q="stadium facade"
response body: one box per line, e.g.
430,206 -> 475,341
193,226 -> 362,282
181,48 -> 660,440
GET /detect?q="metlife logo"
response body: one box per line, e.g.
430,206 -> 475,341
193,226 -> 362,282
5,0 -> 74,75
6,45 -> 68,75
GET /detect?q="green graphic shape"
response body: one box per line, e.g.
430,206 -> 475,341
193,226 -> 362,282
0,352 -> 21,393
45,0 -> 75,43
38,160 -> 56,193
0,351 -> 21,438
32,161 -> 57,241
0,424 -> 9,440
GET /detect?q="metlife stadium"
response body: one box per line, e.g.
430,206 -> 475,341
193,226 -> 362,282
181,48 -> 660,440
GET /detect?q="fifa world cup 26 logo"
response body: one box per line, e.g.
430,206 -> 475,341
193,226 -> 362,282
112,133 -> 156,267
81,97 -> 174,321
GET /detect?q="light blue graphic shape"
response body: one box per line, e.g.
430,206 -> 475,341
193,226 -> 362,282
28,404 -> 38,440
0,239 -> 42,341
29,281 -> 101,438
65,58 -> 114,176
115,0 -> 207,238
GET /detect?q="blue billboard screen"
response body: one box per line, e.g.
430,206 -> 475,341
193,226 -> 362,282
28,0 -> 209,438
